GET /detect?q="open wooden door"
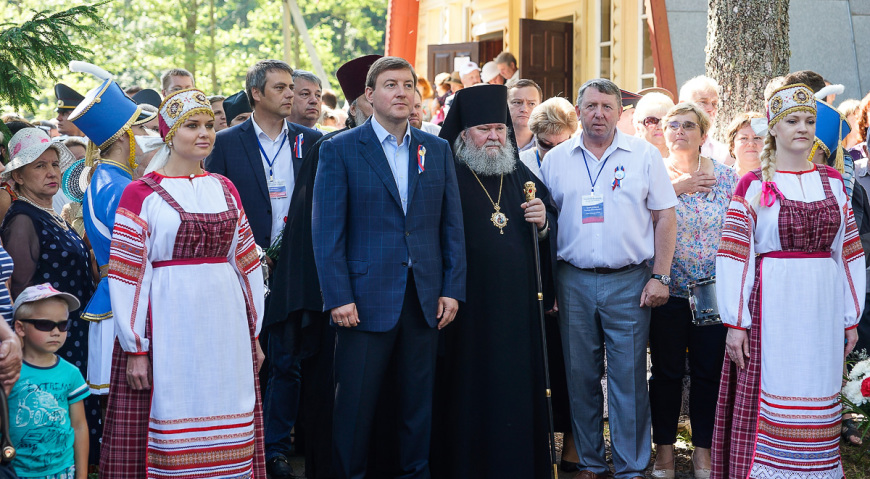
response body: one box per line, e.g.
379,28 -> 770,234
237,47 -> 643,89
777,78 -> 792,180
519,19 -> 573,100
427,42 -> 479,82
478,38 -> 503,65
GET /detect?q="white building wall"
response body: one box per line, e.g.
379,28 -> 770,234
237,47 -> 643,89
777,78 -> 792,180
665,0 -> 870,101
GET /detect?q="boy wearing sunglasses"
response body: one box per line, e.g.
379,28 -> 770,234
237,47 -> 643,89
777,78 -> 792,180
10,283 -> 89,479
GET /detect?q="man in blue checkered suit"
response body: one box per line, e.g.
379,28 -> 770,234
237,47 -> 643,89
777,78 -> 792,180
313,57 -> 466,479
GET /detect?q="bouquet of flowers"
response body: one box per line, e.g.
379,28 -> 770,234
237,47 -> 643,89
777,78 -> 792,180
844,356 -> 870,408
842,350 -> 870,442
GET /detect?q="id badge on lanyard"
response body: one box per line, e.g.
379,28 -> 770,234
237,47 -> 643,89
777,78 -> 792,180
581,149 -> 612,224
582,194 -> 604,223
259,133 -> 289,199
268,178 -> 288,199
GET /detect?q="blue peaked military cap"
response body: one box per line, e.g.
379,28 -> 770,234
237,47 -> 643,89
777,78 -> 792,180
815,100 -> 850,157
69,78 -> 142,150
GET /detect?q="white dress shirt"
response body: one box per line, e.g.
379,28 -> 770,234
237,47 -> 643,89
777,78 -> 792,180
519,147 -> 541,180
518,136 -> 537,153
371,115 -> 412,215
251,113 -> 294,243
541,129 -> 678,269
421,122 -> 441,136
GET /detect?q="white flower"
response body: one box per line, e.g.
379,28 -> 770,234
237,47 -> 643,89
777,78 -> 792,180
849,359 -> 870,380
843,380 -> 866,405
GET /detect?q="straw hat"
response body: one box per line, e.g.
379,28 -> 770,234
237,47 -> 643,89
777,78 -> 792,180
1,128 -> 75,180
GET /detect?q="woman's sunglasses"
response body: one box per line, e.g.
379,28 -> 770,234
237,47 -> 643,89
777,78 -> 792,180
18,319 -> 71,332
642,116 -> 662,127
665,121 -> 699,131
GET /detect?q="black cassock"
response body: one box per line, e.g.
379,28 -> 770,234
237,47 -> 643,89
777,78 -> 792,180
431,160 -> 559,479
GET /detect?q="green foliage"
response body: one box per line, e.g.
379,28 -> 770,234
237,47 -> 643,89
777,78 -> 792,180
0,0 -> 386,121
0,1 -> 108,112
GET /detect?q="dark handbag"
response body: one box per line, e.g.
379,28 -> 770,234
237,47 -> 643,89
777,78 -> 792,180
0,386 -> 16,478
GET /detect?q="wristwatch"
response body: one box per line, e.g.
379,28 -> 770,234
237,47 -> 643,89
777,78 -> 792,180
651,274 -> 671,286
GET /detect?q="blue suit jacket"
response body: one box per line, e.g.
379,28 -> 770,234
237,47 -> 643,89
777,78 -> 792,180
312,119 -> 466,332
205,116 -> 322,248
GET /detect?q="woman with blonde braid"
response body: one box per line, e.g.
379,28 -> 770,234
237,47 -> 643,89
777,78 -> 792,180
101,88 -> 266,478
711,83 -> 864,479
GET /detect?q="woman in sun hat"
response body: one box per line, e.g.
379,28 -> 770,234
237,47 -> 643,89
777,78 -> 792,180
0,126 -> 95,394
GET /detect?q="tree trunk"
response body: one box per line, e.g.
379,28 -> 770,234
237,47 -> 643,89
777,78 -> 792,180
183,0 -> 199,78
334,18 -> 346,61
209,0 -> 217,93
705,0 -> 790,140
293,22 -> 302,68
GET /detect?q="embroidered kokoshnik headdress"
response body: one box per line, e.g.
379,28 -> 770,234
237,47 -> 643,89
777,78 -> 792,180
751,84 -> 817,207
139,88 -> 214,174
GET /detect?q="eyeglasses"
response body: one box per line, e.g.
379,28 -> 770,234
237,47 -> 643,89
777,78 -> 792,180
17,319 -> 70,332
666,121 -> 699,131
642,116 -> 662,127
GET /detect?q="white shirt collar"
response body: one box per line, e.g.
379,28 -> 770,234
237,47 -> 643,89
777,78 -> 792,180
250,112 -> 289,142
371,114 -> 411,147
572,128 -> 632,159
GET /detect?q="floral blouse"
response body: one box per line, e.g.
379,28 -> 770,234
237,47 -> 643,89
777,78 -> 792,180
670,160 -> 739,297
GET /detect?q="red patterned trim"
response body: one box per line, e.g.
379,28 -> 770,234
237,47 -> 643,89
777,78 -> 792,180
748,265 -> 765,466
845,251 -> 861,321
842,206 -> 863,263
760,399 -> 840,410
761,390 -> 840,402
147,439 -> 255,467
149,431 -> 252,445
754,455 -> 840,467
235,212 -> 259,277
718,197 -> 756,328
108,207 -> 150,353
150,411 -> 253,425
756,437 -> 839,451
149,464 -> 253,479
724,324 -> 748,330
760,408 -> 842,420
149,418 -> 254,435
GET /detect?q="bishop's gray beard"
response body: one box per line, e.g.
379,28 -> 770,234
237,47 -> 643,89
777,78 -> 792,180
352,108 -> 368,126
454,136 -> 517,176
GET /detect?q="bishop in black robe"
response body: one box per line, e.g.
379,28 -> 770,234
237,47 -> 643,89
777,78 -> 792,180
431,85 -> 560,479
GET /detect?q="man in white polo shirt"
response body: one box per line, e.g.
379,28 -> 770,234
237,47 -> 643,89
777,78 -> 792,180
541,78 -> 677,479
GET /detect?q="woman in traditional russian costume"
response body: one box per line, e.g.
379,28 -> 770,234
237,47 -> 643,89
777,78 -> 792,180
711,83 -> 865,479
101,88 -> 266,478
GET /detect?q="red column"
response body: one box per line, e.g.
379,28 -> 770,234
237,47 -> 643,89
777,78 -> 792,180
385,0 -> 420,64
645,0 -> 677,96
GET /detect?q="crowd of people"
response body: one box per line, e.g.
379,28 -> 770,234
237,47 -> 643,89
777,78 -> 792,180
0,45 -> 867,479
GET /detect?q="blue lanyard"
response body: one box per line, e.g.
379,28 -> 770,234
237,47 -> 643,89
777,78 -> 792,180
535,149 -> 541,169
256,132 -> 287,179
581,148 -> 613,193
